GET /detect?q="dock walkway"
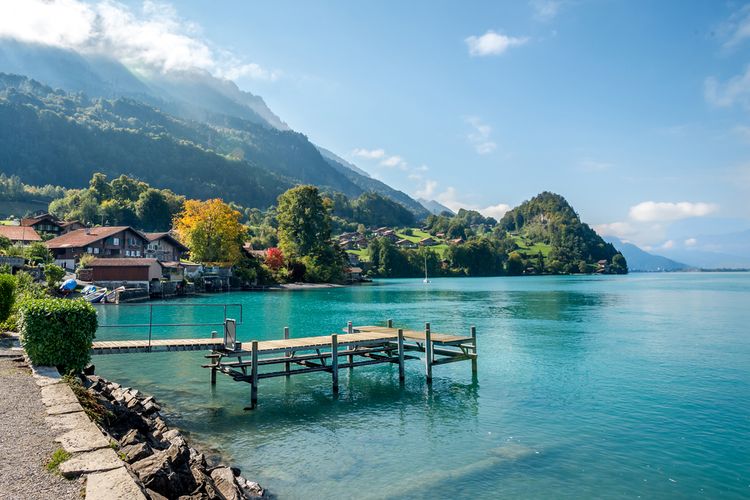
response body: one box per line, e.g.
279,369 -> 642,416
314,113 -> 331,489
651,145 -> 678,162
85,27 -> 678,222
91,319 -> 477,409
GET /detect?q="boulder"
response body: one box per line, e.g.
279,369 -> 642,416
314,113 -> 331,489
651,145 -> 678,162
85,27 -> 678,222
121,442 -> 153,463
237,475 -> 265,499
120,428 -> 147,447
131,450 -> 174,496
86,466 -> 147,500
211,466 -> 243,500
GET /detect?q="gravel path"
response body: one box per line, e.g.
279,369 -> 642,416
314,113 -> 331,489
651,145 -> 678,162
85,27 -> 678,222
0,356 -> 83,500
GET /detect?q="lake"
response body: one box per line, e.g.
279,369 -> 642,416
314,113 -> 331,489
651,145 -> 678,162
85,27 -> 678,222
93,273 -> 750,499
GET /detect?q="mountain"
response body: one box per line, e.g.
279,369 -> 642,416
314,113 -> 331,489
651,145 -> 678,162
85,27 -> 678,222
0,40 -> 428,216
418,198 -> 455,216
658,248 -> 750,270
499,192 -> 627,273
605,236 -> 690,272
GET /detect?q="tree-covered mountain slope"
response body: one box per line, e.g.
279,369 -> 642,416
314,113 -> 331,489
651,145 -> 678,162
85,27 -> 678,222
499,191 -> 627,273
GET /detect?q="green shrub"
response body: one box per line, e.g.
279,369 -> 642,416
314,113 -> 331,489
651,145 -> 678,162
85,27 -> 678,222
20,298 -> 97,373
0,274 -> 16,324
44,264 -> 66,290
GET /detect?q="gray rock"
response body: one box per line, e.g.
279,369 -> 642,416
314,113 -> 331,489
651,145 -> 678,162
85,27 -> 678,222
46,402 -> 84,416
121,442 -> 153,463
55,421 -> 112,453
40,383 -> 78,407
44,411 -> 91,432
145,489 -> 169,500
237,475 -> 265,499
86,466 -> 147,500
131,450 -> 173,495
120,428 -> 146,447
211,466 -> 242,500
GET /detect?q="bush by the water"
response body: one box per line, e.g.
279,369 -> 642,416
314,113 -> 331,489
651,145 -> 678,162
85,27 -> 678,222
0,274 -> 15,324
20,298 -> 97,373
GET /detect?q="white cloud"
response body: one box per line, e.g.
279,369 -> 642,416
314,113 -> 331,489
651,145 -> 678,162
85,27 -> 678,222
380,155 -> 407,169
530,0 -> 562,22
351,148 -> 386,160
465,116 -> 497,155
593,222 -> 637,239
685,238 -> 698,247
415,179 -> 438,199
480,203 -> 511,220
720,4 -> 750,48
628,201 -> 719,222
465,30 -> 528,57
0,0 -> 278,81
705,66 -> 750,109
661,240 -> 674,249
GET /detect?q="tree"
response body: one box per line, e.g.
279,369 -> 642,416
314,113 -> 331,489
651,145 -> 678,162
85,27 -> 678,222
89,173 -> 111,202
0,235 -> 12,252
276,185 -> 332,259
25,242 -> 52,265
265,247 -> 285,270
610,253 -> 628,274
136,189 -> 174,231
44,264 -> 66,290
506,251 -> 525,276
173,199 -> 247,265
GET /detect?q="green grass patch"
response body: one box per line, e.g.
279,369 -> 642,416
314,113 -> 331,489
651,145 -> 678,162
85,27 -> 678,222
63,375 -> 114,425
512,235 -> 552,257
46,448 -> 71,473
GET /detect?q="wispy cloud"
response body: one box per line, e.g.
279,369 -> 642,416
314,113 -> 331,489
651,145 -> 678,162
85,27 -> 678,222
465,116 -> 497,155
0,0 -> 279,81
530,0 -> 562,22
578,159 -> 613,172
718,4 -> 750,49
705,66 -> 750,109
380,155 -> 407,169
465,30 -> 528,57
351,148 -> 386,160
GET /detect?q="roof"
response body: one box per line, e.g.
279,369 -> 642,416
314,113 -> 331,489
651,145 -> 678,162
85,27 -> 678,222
0,226 -> 42,242
46,226 -> 147,249
144,232 -> 189,251
347,267 -> 363,273
159,261 -> 184,269
20,213 -> 58,227
88,258 -> 159,267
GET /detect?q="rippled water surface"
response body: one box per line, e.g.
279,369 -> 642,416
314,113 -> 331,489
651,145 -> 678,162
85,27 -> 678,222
93,274 -> 750,499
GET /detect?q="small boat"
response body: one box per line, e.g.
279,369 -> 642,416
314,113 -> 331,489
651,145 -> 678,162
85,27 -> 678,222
84,289 -> 107,303
81,284 -> 97,295
104,286 -> 125,304
59,278 -> 77,292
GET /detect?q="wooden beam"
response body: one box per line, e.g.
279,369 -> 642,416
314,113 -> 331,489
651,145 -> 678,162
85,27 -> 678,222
250,340 -> 258,410
471,325 -> 477,375
284,327 -> 290,377
347,321 -> 354,368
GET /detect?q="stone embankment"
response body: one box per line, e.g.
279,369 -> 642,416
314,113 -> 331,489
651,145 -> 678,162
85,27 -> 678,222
30,358 -> 265,500
83,372 -> 265,499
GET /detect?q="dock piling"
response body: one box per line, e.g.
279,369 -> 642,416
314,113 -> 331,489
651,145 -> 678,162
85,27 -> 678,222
387,319 -> 393,328
347,322 -> 354,368
470,326 -> 477,375
284,327 -> 290,377
425,322 -> 433,383
331,334 -> 339,393
250,340 -> 259,409
397,328 -> 405,382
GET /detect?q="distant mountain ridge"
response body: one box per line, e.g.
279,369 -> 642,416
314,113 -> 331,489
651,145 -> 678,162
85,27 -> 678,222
0,39 -> 428,217
605,236 -> 690,272
418,198 -> 455,215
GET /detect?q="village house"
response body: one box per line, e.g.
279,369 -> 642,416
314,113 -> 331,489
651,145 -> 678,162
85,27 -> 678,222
46,226 -> 150,270
396,238 -> 417,249
0,225 -> 42,246
419,237 -> 438,247
20,213 -> 85,236
449,237 -> 464,245
144,232 -> 189,262
345,266 -> 363,282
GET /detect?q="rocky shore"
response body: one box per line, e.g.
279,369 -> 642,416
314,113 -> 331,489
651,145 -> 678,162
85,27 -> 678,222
80,371 -> 266,500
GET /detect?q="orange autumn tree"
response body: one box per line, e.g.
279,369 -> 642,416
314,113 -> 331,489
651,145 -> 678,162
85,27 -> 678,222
173,199 -> 247,265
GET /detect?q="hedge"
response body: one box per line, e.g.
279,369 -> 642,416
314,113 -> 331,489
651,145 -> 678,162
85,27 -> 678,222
20,298 -> 97,373
0,274 -> 15,324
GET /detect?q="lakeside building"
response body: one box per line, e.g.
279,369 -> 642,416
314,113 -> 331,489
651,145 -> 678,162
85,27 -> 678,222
0,225 -> 42,245
20,212 -> 85,236
144,232 -> 189,262
46,226 -> 150,270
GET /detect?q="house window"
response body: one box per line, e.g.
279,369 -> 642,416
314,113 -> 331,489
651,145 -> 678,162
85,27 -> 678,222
126,250 -> 131,257
113,237 -> 119,245
87,247 -> 93,254
93,248 -> 100,254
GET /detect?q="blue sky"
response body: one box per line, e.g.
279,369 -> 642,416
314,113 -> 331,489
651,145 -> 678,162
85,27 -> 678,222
3,0 -> 750,251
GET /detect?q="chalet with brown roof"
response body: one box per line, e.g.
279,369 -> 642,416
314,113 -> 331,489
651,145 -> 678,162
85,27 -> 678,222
46,226 -> 149,270
0,225 -> 42,245
396,238 -> 417,249
144,232 -> 189,262
419,237 -> 438,247
20,213 -> 84,236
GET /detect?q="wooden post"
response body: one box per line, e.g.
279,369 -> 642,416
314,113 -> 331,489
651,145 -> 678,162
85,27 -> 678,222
470,325 -> 477,375
387,318 -> 393,328
284,327 -> 290,377
424,322 -> 433,383
250,340 -> 259,409
210,365 -> 217,385
397,329 -> 405,382
331,334 -> 339,394
347,321 -> 354,367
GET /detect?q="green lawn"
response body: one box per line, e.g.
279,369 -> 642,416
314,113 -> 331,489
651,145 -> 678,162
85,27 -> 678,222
512,235 -> 552,257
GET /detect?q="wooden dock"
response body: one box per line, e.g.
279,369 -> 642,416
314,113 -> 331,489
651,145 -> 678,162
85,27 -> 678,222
91,319 -> 477,409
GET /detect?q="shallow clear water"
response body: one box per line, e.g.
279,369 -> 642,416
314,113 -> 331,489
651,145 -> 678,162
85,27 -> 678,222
93,274 -> 750,499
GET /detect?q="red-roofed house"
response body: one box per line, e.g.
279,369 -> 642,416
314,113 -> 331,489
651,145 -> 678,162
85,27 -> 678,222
46,226 -> 149,270
0,225 -> 42,245
144,232 -> 189,262
20,213 -> 85,236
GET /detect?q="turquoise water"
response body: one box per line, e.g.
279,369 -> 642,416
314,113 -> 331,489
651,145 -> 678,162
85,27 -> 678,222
93,274 -> 750,499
